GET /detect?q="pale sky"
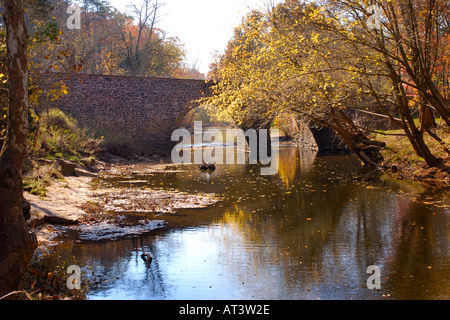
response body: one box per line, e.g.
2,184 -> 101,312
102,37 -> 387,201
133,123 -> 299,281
110,0 -> 270,74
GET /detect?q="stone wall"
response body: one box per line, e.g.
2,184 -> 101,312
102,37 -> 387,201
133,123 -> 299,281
47,73 -> 211,155
296,121 -> 319,150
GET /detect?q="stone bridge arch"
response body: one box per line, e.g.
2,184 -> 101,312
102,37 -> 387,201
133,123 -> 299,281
46,72 -> 345,155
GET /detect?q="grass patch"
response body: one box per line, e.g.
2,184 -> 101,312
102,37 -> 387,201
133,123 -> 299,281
23,108 -> 104,196
30,108 -> 104,164
376,126 -> 450,167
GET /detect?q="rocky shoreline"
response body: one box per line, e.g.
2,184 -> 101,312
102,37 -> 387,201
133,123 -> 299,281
25,175 -> 93,250
382,159 -> 450,190
24,153 -> 221,255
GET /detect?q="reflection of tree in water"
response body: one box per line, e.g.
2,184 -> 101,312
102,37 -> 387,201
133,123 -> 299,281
208,150 -> 449,299
210,150 -> 366,298
382,191 -> 450,299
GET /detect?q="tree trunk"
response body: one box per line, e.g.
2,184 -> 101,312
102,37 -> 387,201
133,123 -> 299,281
0,0 -> 38,298
334,110 -> 385,167
309,111 -> 385,168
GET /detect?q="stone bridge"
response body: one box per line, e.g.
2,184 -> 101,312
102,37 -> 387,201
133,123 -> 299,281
47,73 -> 344,155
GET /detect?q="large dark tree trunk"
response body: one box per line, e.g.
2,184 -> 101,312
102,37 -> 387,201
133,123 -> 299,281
0,0 -> 38,298
317,110 -> 386,168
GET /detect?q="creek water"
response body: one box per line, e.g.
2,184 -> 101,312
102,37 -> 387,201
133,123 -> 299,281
54,145 -> 449,300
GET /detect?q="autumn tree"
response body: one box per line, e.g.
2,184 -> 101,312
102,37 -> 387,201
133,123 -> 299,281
0,0 -> 38,297
25,0 -> 197,78
309,0 -> 450,166
269,1 -> 391,165
208,0 -> 450,167
119,0 -> 162,76
207,7 -> 386,166
207,11 -> 277,130
118,0 -> 189,77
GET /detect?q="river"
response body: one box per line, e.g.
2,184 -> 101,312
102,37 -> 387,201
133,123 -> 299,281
54,145 -> 449,300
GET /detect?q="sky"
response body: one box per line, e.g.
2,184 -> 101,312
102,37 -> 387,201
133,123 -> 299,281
109,0 -> 270,75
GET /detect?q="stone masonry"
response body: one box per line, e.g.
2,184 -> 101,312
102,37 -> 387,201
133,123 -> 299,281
48,72 -> 212,154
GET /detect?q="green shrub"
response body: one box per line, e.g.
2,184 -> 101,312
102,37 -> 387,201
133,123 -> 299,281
41,108 -> 78,132
23,108 -> 104,196
30,108 -> 104,163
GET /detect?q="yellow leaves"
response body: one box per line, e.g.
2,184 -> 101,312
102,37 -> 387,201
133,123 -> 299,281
0,73 -> 6,84
232,45 -> 242,57
309,32 -> 320,44
207,1 -> 376,124
61,84 -> 69,95
46,82 -> 69,102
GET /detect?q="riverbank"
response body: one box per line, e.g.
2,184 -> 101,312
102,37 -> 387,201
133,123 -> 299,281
25,153 -> 220,254
377,128 -> 450,189
19,154 -> 177,299
384,159 -> 450,189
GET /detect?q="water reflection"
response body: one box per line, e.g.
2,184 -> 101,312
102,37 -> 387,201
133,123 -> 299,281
56,146 -> 449,300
